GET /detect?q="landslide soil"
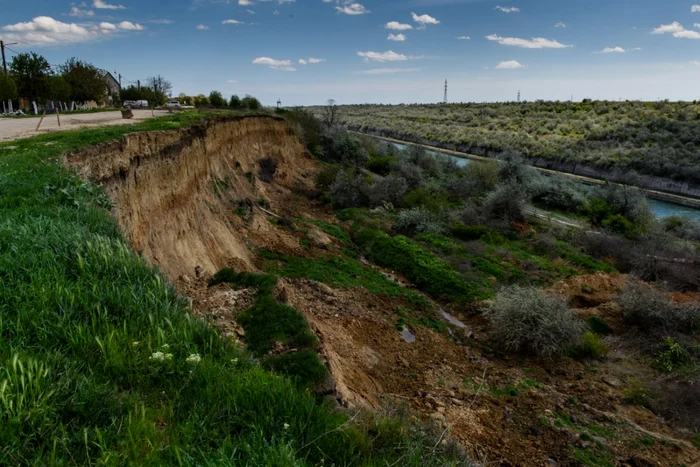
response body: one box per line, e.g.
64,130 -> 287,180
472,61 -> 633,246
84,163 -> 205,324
68,116 -> 700,466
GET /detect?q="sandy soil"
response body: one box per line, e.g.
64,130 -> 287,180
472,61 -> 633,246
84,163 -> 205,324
0,109 -> 171,142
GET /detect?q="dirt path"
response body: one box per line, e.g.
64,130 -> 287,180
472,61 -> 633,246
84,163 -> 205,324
0,109 -> 171,142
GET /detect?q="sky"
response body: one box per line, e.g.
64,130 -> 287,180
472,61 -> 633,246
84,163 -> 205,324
2,0 -> 700,105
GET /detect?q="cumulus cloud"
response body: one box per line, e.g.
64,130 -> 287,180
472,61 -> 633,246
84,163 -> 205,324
239,0 -> 254,4
486,34 -> 571,48
357,50 -> 408,62
298,57 -> 325,65
196,24 -> 209,30
388,33 -> 406,41
692,5 -> 700,12
495,6 -> 519,13
223,19 -> 243,24
336,2 -> 369,15
496,60 -> 525,69
253,56 -> 296,71
385,21 -> 412,30
354,68 -> 421,75
69,7 -> 94,17
555,22 -> 566,28
2,15 -> 143,46
652,21 -> 700,39
596,46 -> 641,53
93,0 -> 125,10
411,12 -> 440,27
457,36 -> 470,40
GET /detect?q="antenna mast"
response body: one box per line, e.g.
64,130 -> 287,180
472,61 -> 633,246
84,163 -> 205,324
517,90 -> 521,103
443,80 -> 448,104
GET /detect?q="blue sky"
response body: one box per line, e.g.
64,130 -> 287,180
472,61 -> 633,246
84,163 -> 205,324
2,0 -> 700,105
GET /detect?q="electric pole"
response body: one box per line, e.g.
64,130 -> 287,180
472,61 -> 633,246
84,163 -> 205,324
1,41 -> 18,74
443,79 -> 448,104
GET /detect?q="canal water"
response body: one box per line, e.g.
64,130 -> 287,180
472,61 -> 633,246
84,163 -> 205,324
390,141 -> 700,222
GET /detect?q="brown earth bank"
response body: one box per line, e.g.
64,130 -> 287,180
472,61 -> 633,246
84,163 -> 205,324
67,117 -> 700,466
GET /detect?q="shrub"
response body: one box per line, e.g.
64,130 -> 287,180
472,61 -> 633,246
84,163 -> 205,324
570,331 -> 610,360
662,215 -> 700,242
531,176 -> 588,212
402,187 -> 449,212
585,197 -> 612,226
395,161 -> 423,189
394,207 -> 447,236
263,350 -> 328,388
366,155 -> 395,176
367,175 -> 408,208
617,283 -> 700,333
623,379 -> 653,408
315,165 -> 341,193
329,170 -> 367,208
486,286 -> 584,358
652,337 -> 692,373
586,316 -> 612,335
482,183 -> 529,223
463,160 -> 500,196
602,214 -> 636,238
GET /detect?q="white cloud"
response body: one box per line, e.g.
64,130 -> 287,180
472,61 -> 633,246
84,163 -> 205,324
149,19 -> 174,24
247,9 -> 255,14
354,68 -> 421,75
388,33 -> 406,41
93,0 -> 125,10
298,57 -> 325,65
196,24 -> 209,30
385,21 -> 412,30
495,6 -> 520,13
597,46 -> 641,53
239,0 -> 254,4
69,7 -> 94,17
496,60 -> 525,69
411,12 -> 440,27
223,19 -> 243,24
690,60 -> 700,65
457,35 -> 470,40
696,23 -> 700,28
692,5 -> 700,12
2,15 -> 141,46
357,50 -> 408,62
253,56 -> 296,71
555,22 -> 566,28
486,34 -> 571,48
652,21 -> 700,39
336,2 -> 369,15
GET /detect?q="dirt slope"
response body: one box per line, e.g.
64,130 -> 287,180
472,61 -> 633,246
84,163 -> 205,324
66,115 -> 318,279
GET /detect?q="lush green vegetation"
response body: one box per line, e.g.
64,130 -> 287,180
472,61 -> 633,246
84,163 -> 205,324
0,114 -> 472,465
316,101 -> 700,184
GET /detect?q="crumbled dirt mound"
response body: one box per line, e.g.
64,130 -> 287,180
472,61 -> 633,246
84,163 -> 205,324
66,115 -> 319,279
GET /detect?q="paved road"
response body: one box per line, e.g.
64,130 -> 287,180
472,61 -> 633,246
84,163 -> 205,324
0,109 -> 172,143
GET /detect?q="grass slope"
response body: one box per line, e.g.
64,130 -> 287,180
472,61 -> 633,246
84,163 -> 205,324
0,112 -> 470,465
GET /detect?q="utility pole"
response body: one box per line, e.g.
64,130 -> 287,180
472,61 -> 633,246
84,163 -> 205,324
1,41 -> 18,74
443,79 -> 448,104
517,90 -> 521,103
137,80 -> 141,90
277,98 -> 281,109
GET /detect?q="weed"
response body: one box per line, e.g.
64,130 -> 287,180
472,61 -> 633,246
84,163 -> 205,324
637,435 -> 655,447
622,379 -> 653,408
587,316 -> 612,335
570,331 -> 610,361
652,337 -> 691,373
572,447 -> 615,467
692,434 -> 700,449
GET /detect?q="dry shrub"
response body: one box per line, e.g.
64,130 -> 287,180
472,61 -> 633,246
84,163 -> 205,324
617,283 -> 700,333
486,285 -> 584,358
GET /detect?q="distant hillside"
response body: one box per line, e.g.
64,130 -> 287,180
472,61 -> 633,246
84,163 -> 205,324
316,101 -> 700,186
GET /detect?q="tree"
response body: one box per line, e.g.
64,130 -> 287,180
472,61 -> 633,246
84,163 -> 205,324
0,72 -> 18,103
194,94 -> 209,108
120,85 -> 154,102
322,99 -> 338,128
147,75 -> 172,106
178,93 -> 193,106
59,58 -> 107,102
241,95 -> 261,111
209,90 -> 227,107
10,52 -> 52,102
229,94 -> 242,109
50,76 -> 71,103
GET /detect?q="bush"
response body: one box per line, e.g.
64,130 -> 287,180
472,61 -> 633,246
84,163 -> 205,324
586,315 -> 612,335
570,331 -> 609,360
486,286 -> 584,358
585,197 -> 612,226
662,215 -> 700,242
263,350 -> 328,388
329,170 -> 367,208
617,283 -> 700,333
652,337 -> 692,373
450,223 -> 505,245
367,175 -> 408,208
602,214 -> 636,238
394,207 -> 447,236
315,165 -> 341,193
208,90 -> 227,107
395,161 -> 423,189
366,155 -> 395,176
482,183 -> 529,223
462,160 -> 500,196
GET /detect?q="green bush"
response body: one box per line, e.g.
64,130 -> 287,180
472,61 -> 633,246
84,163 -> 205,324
623,379 -> 653,408
366,155 -> 395,176
585,197 -> 612,226
208,268 -> 277,294
450,223 -> 505,245
570,331 -> 610,360
586,316 -> 612,335
263,350 -> 328,388
653,337 -> 692,373
486,286 -> 584,358
602,214 -> 636,238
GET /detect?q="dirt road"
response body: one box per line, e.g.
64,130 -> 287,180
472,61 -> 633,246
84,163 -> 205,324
0,109 -> 171,143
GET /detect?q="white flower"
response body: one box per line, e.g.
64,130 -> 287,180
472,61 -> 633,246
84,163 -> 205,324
161,344 -> 170,350
283,423 -> 290,430
132,341 -> 140,347
186,354 -> 202,364
149,351 -> 173,362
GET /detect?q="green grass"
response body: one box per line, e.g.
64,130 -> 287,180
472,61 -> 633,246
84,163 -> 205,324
0,115 -> 473,465
299,217 -> 352,245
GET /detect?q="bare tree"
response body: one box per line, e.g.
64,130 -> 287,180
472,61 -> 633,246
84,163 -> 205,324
147,75 -> 172,106
322,99 -> 338,128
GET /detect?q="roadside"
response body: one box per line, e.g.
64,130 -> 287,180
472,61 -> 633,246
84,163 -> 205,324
0,109 -> 172,142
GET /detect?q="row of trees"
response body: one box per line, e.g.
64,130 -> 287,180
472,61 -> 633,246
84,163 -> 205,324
120,76 -> 173,106
185,91 -> 262,110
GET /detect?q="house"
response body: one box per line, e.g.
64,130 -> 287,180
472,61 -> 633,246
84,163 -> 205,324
100,70 -> 121,105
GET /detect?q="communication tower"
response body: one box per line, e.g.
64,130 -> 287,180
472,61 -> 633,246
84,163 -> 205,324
443,80 -> 448,104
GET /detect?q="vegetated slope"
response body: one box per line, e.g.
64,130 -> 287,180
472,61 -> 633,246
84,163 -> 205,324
66,115 -> 318,279
320,101 -> 700,197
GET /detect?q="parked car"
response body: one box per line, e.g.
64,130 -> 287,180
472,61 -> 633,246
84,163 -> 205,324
135,100 -> 149,108
123,100 -> 136,107
165,100 -> 182,108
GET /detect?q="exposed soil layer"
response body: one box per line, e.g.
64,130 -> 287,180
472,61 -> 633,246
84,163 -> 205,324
66,115 -> 319,279
68,118 -> 700,466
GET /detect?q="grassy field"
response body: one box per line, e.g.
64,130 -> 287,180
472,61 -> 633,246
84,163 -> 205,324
318,101 -> 700,184
0,111 -> 469,465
